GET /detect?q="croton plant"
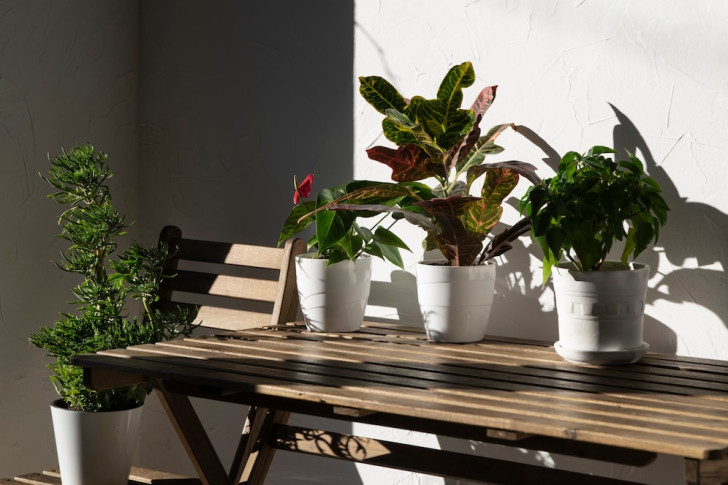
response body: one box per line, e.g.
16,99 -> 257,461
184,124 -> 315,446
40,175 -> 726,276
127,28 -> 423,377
321,61 -> 541,266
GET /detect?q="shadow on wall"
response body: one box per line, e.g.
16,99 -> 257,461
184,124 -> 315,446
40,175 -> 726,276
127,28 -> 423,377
610,104 -> 728,347
370,115 -> 687,354
436,107 -> 728,485
487,115 -> 685,353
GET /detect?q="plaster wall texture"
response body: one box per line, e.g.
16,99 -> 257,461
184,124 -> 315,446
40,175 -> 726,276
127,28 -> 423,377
0,0 -> 140,478
1,0 -> 726,484
352,1 -> 728,484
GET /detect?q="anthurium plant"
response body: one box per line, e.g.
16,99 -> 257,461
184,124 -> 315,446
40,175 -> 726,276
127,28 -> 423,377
519,146 -> 669,281
278,173 -> 411,268
30,144 -> 197,411
323,61 -> 540,266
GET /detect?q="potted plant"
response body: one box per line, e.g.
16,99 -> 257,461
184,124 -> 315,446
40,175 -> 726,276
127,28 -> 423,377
278,174 -> 410,332
29,144 -> 197,484
320,61 -> 539,342
519,146 -> 669,364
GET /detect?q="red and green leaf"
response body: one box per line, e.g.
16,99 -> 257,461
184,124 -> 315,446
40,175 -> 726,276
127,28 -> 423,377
467,160 -> 539,189
463,169 -> 519,237
366,145 -> 446,182
470,85 -> 497,120
431,212 -> 484,267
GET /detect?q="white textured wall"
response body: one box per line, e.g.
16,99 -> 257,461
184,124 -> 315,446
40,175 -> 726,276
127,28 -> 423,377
2,1 -> 726,484
356,0 -> 728,358
353,1 -> 728,484
0,0 -> 139,478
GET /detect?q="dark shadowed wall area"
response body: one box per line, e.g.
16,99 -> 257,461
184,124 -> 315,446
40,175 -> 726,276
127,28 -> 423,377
134,2 -> 358,480
0,0 -> 139,477
137,2 -> 355,245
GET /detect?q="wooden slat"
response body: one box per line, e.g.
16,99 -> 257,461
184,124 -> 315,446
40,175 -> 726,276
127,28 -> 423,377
77,344 -> 728,459
271,424 -> 643,485
83,366 -> 148,390
175,239 -> 285,269
10,474 -> 60,485
193,306 -> 272,330
9,469 -> 199,485
139,340 -> 728,451
270,238 -> 306,326
74,322 -> 728,470
232,325 -> 728,399
175,335 -> 728,422
163,271 -> 279,302
128,466 -> 200,484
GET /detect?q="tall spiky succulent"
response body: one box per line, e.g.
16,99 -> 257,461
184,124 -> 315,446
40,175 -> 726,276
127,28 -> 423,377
30,144 -> 197,411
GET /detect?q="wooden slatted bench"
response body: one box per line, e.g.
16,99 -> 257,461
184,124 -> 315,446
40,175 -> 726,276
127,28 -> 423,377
70,322 -> 728,485
13,227 -> 305,485
5,467 -> 199,484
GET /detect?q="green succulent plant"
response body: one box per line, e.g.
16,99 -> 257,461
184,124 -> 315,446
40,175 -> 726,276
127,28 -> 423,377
29,144 -> 197,411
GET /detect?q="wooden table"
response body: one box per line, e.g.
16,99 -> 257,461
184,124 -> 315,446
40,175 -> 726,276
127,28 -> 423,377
73,322 -> 728,485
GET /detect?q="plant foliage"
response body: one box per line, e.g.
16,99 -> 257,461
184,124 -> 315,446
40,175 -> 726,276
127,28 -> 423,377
341,61 -> 539,266
29,144 -> 197,412
279,179 -> 411,268
519,146 -> 669,281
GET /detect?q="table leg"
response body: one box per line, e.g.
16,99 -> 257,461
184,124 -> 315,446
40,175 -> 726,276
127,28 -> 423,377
685,458 -> 728,485
154,383 -> 232,485
233,406 -> 290,485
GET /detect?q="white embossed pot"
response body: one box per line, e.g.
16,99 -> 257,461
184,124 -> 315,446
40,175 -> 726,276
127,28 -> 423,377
552,261 -> 650,365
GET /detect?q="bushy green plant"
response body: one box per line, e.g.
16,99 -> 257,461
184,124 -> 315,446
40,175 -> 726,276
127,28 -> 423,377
318,62 -> 539,266
29,144 -> 197,412
519,146 -> 669,281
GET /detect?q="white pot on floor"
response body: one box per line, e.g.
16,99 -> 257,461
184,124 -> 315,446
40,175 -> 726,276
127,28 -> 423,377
295,253 -> 372,332
416,261 -> 496,343
552,261 -> 650,365
51,399 -> 143,485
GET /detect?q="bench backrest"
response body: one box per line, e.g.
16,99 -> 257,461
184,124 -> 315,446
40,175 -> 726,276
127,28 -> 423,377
155,225 -> 307,330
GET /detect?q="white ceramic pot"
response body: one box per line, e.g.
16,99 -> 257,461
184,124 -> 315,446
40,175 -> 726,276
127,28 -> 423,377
416,261 -> 496,343
552,261 -> 650,365
295,253 -> 372,332
51,399 -> 143,485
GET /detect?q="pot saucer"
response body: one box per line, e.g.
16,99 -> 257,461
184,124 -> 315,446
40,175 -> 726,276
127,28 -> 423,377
554,341 -> 649,365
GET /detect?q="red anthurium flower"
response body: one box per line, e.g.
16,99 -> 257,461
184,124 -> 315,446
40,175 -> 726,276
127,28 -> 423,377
293,173 -> 314,204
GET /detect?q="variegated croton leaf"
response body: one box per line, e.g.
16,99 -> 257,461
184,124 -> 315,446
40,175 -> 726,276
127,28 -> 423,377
366,145 -> 446,182
463,168 -> 520,237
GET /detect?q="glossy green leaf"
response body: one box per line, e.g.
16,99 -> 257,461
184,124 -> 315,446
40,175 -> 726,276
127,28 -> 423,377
278,203 -> 315,246
374,226 -> 410,250
359,76 -> 407,115
377,243 -> 405,269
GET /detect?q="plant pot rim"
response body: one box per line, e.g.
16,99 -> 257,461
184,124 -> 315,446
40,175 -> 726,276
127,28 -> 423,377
51,398 -> 143,413
296,253 -> 371,262
555,261 -> 649,273
417,259 -> 495,267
